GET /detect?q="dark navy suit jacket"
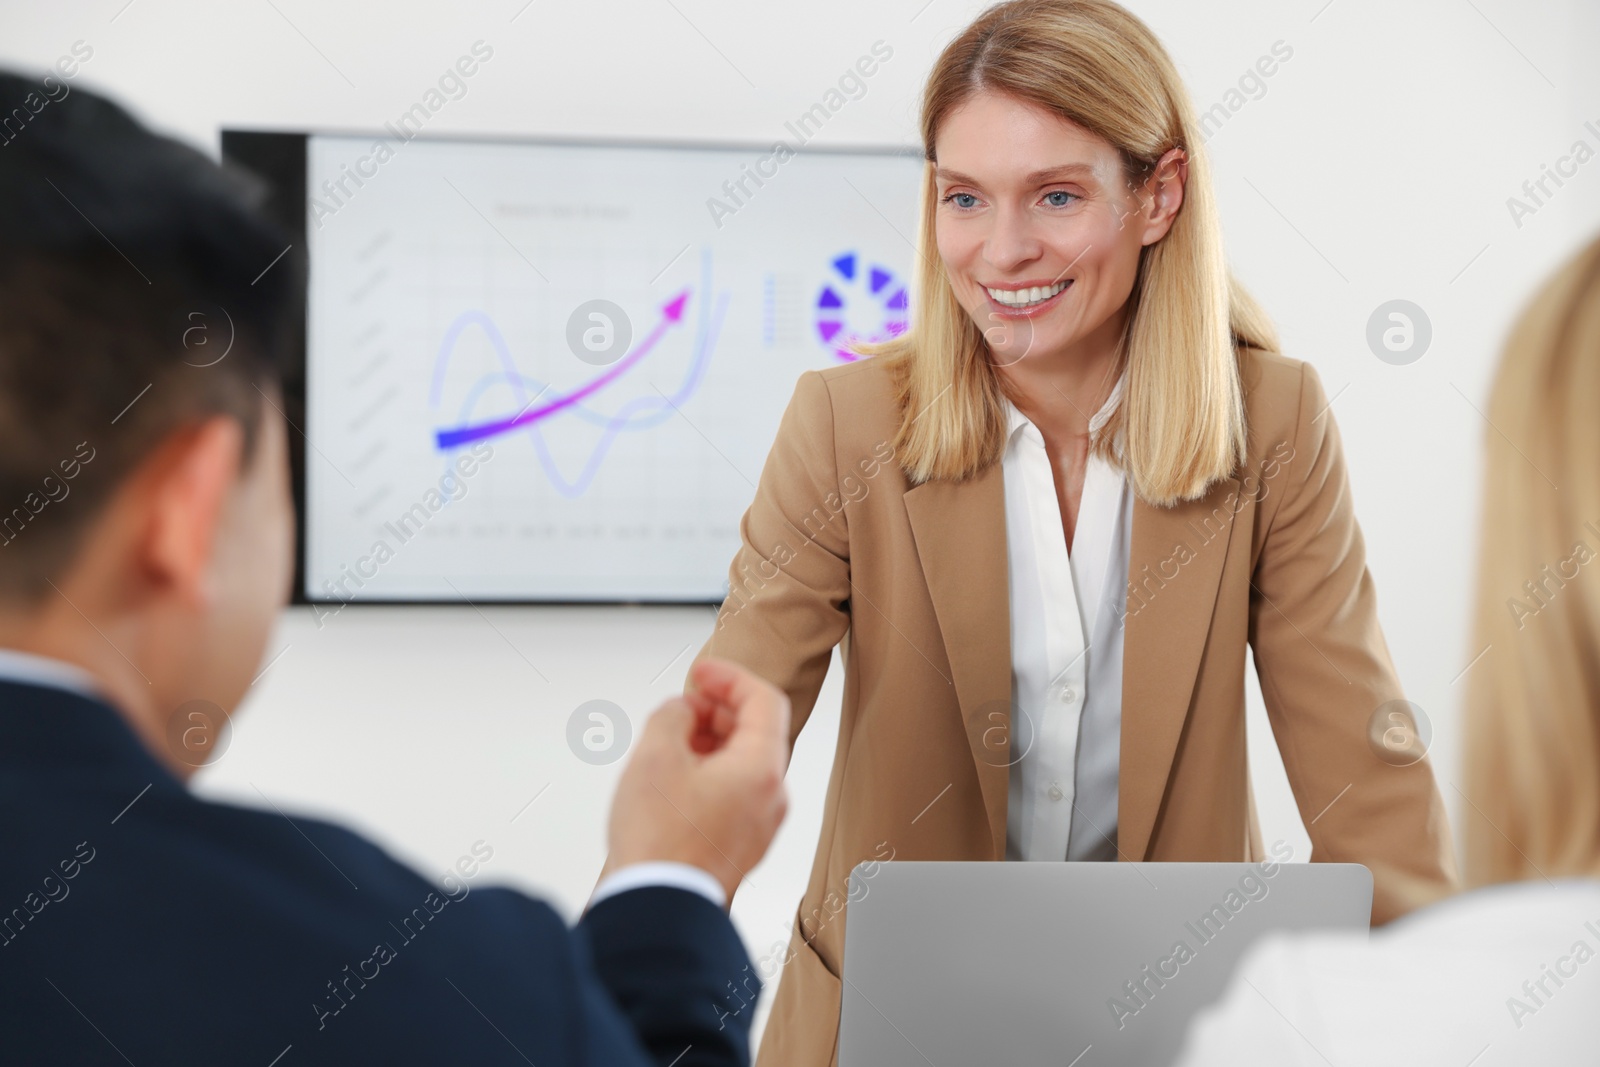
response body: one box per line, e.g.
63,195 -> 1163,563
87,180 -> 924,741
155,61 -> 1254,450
0,680 -> 760,1065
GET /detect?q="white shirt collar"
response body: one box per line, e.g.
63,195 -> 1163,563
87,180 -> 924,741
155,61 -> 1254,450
0,647 -> 107,703
1003,367 -> 1129,448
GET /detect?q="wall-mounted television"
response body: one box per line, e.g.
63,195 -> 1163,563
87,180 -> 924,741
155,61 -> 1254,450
222,129 -> 921,604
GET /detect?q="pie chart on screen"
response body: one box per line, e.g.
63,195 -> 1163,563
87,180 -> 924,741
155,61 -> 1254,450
814,251 -> 909,362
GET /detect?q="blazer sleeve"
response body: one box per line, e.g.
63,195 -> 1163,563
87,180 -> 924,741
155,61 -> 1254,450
1246,361 -> 1459,924
688,369 -> 853,758
575,885 -> 760,1067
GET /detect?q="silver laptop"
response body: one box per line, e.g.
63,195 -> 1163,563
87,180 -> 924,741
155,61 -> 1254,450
837,860 -> 1371,1067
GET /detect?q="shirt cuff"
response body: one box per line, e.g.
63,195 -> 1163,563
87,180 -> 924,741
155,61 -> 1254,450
591,861 -> 727,911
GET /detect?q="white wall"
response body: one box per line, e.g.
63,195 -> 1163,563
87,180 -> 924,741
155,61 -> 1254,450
5,0 -> 1598,1047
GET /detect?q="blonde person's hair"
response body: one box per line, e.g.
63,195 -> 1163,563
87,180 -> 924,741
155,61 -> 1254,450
853,0 -> 1277,505
1463,231 -> 1600,888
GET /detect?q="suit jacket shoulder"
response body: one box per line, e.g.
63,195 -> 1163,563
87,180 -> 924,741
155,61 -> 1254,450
749,358 -> 908,548
1239,345 -> 1321,466
807,355 -> 905,469
1235,346 -> 1344,547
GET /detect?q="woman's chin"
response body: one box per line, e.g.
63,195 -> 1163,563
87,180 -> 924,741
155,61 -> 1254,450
980,324 -> 1068,368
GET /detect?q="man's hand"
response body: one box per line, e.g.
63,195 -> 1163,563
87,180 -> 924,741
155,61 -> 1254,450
606,657 -> 791,904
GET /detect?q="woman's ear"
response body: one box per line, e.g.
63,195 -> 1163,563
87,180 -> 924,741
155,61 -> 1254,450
138,416 -> 245,611
1139,146 -> 1189,247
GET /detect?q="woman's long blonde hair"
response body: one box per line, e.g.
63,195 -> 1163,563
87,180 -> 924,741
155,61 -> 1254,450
1464,231 -> 1600,887
853,0 -> 1277,505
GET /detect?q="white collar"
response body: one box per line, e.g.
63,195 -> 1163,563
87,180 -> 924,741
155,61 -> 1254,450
0,647 -> 107,703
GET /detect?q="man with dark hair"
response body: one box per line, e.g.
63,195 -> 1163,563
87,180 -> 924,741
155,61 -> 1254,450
0,71 -> 787,1065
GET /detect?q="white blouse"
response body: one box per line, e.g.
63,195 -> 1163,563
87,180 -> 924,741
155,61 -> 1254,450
1001,371 -> 1131,863
1173,878 -> 1600,1065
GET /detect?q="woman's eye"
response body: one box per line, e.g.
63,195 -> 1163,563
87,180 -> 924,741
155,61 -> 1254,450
1043,190 -> 1077,207
942,192 -> 979,209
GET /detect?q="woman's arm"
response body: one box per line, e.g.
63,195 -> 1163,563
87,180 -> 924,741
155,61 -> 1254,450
1248,361 -> 1458,924
588,371 -> 853,905
686,369 -> 853,762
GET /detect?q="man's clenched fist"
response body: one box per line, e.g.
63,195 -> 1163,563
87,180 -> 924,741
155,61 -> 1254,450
607,657 -> 791,904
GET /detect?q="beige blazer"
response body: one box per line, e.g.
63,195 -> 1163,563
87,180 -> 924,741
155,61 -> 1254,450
688,346 -> 1458,1067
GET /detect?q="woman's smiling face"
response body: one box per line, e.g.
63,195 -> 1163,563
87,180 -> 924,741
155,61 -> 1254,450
932,89 -> 1182,368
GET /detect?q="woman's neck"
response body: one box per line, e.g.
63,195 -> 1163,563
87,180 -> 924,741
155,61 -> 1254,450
997,329 -> 1125,445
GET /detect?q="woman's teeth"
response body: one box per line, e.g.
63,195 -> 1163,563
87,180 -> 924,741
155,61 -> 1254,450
985,280 -> 1069,307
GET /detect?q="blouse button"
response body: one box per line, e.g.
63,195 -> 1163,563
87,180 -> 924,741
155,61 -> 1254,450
1047,783 -> 1064,801
1059,687 -> 1076,704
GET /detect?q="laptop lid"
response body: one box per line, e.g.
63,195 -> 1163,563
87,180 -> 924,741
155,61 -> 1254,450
837,860 -> 1372,1067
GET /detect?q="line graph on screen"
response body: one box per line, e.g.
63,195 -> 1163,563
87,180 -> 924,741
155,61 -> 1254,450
427,251 -> 731,498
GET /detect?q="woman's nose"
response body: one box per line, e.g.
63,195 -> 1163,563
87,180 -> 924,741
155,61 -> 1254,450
983,205 -> 1044,272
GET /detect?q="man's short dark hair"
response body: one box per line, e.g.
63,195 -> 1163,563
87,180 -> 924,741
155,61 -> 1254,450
0,70 -> 300,598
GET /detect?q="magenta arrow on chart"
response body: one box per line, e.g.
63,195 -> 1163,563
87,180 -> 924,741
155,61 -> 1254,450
434,290 -> 690,450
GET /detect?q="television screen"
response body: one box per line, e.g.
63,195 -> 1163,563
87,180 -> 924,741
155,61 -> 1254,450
224,130 -> 921,602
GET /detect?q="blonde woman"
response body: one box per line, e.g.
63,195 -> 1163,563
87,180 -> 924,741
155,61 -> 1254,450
1174,233 -> 1600,1065
689,1 -> 1456,1059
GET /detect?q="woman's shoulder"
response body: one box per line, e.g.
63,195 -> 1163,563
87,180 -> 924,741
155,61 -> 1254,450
1174,877 -> 1600,1066
762,357 -> 905,489
787,355 -> 903,444
1377,875 -> 1600,946
1237,346 -> 1332,459
1250,876 -> 1600,978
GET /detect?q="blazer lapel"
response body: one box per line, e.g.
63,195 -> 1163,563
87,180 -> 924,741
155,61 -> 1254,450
901,461 -> 1241,865
902,463 -> 1012,861
1118,475 -> 1242,860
